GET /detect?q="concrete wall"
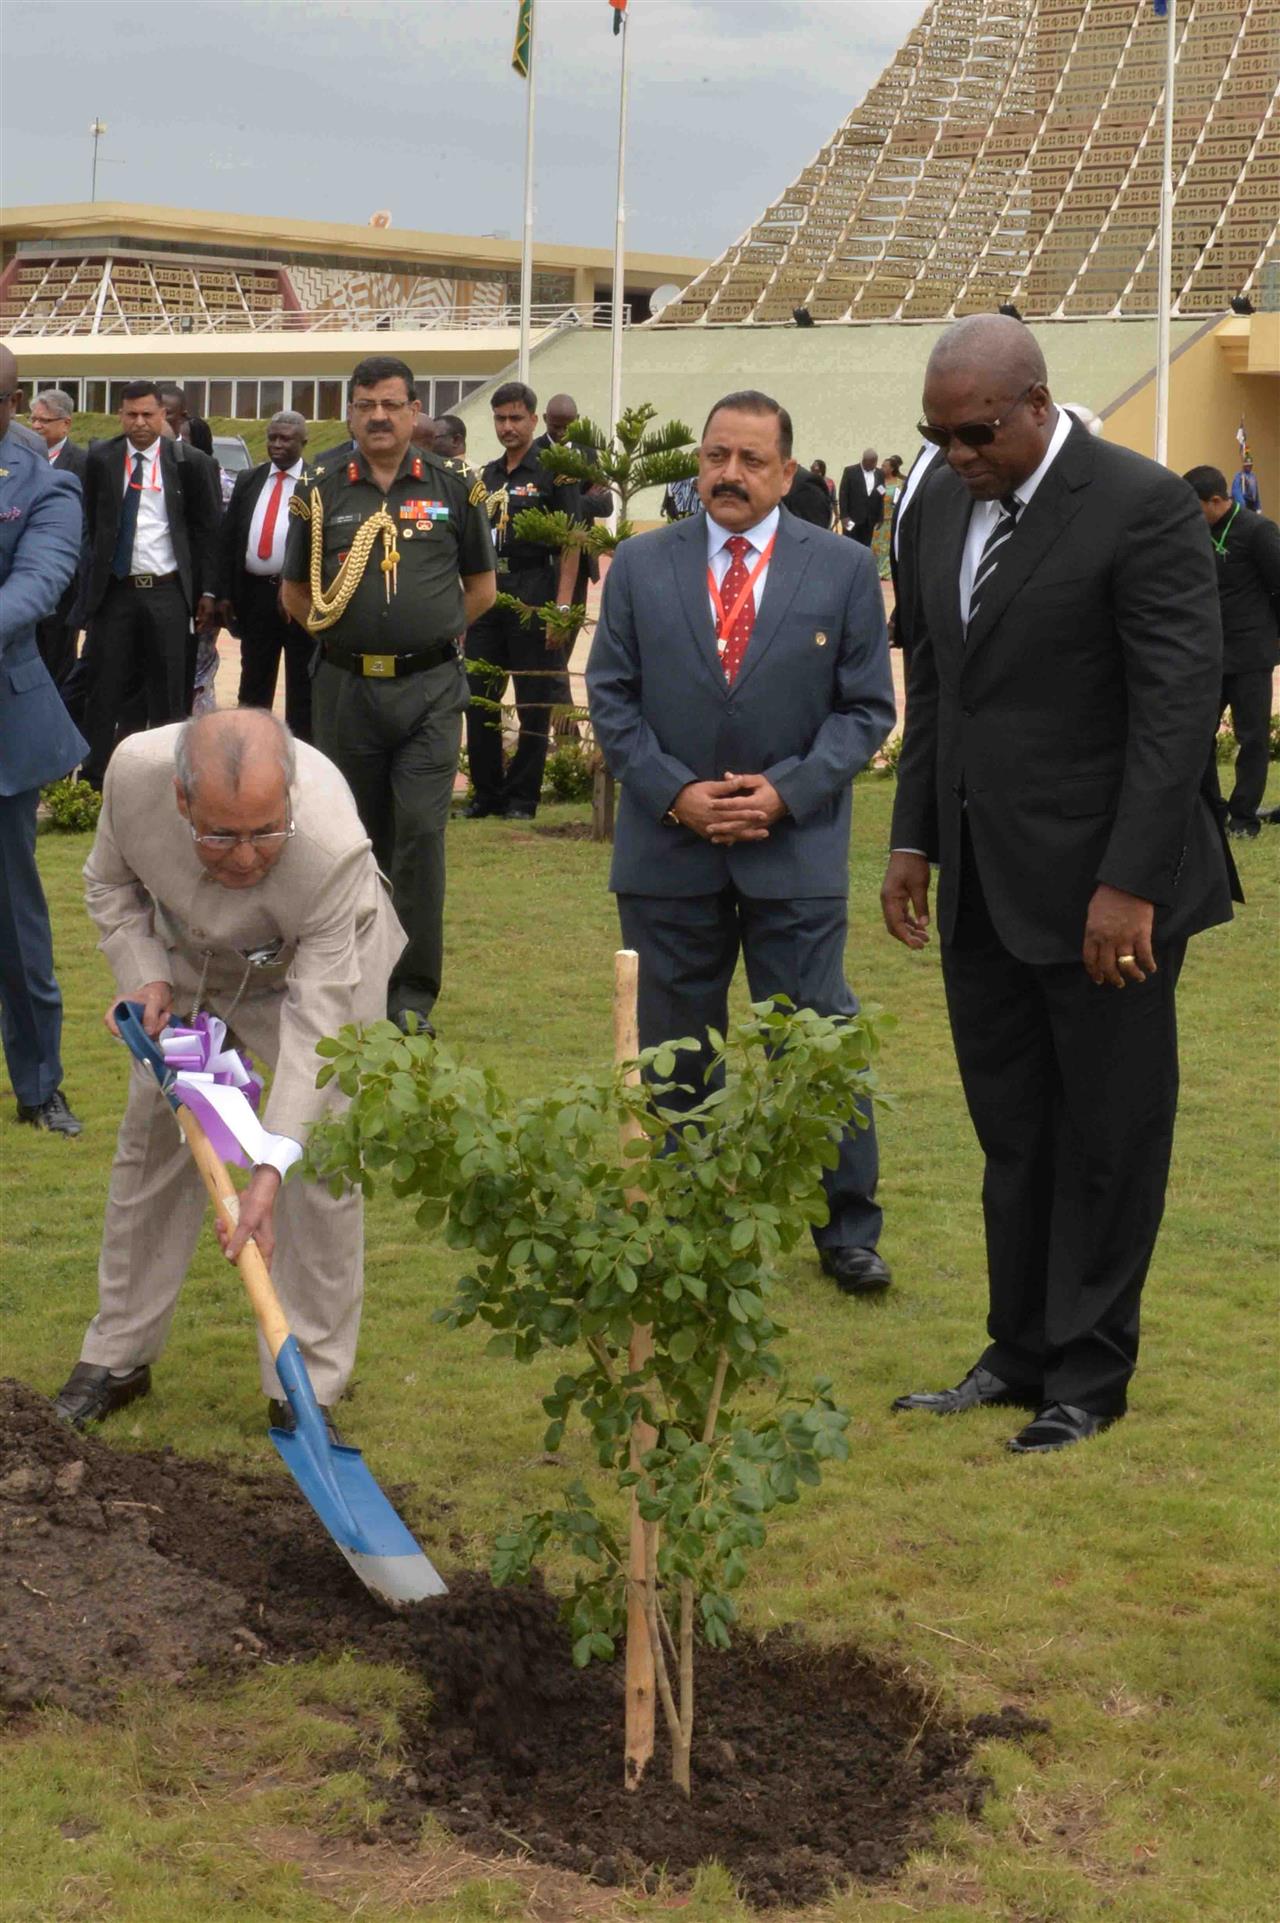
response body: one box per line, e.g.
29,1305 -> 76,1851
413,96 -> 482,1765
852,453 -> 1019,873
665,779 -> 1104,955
455,317 -> 1211,509
1104,317 -> 1278,506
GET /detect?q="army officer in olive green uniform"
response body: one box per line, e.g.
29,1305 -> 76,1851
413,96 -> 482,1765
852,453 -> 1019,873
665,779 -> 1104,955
281,354 -> 496,1033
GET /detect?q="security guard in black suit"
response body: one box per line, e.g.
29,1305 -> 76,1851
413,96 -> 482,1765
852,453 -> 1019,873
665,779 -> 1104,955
281,355 -> 496,1032
463,382 -> 580,819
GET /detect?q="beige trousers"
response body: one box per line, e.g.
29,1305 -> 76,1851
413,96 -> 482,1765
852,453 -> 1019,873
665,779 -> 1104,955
80,987 -> 362,1405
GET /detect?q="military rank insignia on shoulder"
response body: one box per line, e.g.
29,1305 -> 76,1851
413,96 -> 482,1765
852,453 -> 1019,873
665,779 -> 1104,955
468,475 -> 488,507
288,491 -> 312,522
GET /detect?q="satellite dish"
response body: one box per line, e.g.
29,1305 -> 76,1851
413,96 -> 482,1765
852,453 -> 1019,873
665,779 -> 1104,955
369,210 -> 393,229
648,282 -> 682,314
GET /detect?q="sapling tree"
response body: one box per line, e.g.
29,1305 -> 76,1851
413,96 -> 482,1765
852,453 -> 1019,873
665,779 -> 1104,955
486,403 -> 700,838
305,995 -> 887,1794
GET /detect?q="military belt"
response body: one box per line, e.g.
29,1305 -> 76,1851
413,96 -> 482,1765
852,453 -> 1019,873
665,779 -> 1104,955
320,640 -> 460,679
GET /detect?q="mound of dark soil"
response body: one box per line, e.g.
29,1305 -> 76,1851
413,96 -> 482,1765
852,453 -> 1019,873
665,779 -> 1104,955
0,1380 -> 1046,1907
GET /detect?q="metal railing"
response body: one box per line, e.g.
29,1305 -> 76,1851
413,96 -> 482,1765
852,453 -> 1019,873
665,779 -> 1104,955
2,300 -> 622,339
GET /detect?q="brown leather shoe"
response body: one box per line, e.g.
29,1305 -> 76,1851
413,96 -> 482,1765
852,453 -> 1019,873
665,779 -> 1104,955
53,1362 -> 151,1427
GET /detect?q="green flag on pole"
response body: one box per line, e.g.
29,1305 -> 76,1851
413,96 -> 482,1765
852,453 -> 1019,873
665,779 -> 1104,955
512,0 -> 532,76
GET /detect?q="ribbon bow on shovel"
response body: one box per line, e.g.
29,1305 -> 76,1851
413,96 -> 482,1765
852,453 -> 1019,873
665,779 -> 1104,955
114,1000 -> 446,1606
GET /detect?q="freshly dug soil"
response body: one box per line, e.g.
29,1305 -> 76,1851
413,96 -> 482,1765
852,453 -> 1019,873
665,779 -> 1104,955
0,1381 -> 1045,1907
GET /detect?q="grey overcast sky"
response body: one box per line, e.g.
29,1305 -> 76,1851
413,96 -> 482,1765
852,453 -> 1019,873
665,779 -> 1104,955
2,0 -> 926,260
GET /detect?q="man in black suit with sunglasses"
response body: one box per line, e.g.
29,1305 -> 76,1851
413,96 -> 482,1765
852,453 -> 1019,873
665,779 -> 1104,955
881,314 -> 1235,1454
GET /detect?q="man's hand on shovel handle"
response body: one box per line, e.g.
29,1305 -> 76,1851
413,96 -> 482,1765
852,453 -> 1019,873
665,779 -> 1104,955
217,1166 -> 280,1267
106,981 -> 173,1039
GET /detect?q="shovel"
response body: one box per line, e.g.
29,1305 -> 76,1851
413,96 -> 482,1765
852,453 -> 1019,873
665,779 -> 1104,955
114,1000 -> 446,1606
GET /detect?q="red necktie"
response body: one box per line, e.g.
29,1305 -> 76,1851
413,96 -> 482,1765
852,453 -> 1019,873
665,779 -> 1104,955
718,535 -> 757,685
257,469 -> 286,561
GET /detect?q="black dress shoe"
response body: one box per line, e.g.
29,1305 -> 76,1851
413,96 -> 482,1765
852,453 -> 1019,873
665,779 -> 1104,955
892,1364 -> 1038,1415
1006,1402 -> 1119,1454
268,1398 -> 343,1446
53,1362 -> 151,1428
17,1089 -> 83,1136
460,799 -> 500,819
390,1009 -> 436,1038
503,805 -> 537,820
820,1246 -> 892,1294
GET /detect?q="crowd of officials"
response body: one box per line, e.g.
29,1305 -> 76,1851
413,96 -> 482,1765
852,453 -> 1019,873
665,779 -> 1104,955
1,319 -> 1276,1452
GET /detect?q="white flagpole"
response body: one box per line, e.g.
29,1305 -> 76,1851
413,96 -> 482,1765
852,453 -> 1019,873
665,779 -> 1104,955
1154,0 -> 1176,466
608,8 -> 631,457
518,1 -> 537,385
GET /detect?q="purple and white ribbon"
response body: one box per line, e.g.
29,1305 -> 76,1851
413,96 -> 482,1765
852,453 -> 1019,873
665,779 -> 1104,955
158,1015 -> 286,1170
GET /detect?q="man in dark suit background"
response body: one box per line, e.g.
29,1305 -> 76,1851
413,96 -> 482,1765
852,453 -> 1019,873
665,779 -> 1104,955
882,315 -> 1235,1452
158,384 -> 215,458
1183,465 -> 1280,841
887,442 -> 946,671
838,448 -> 886,547
79,379 -> 221,786
27,388 -> 88,688
0,346 -> 87,1136
588,389 -> 897,1296
217,409 -> 314,740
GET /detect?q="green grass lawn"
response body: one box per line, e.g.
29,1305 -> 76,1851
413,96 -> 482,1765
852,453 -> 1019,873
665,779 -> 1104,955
3,776 -> 1277,1923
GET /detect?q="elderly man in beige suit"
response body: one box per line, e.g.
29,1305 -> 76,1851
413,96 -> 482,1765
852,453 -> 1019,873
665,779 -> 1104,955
53,708 -> 405,1435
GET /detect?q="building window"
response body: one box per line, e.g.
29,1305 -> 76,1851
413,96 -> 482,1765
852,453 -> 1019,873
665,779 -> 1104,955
207,380 -> 233,416
290,380 -> 316,419
258,379 -> 284,419
433,379 -> 461,413
316,379 -> 343,421
185,381 -> 207,415
235,381 -> 257,418
108,381 -> 131,411
85,380 -> 107,413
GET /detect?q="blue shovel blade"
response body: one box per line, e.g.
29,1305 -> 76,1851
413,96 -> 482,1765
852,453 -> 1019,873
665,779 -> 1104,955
270,1338 -> 447,1605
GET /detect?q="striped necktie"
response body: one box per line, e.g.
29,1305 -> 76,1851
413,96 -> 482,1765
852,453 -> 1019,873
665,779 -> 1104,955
966,493 -> 1020,632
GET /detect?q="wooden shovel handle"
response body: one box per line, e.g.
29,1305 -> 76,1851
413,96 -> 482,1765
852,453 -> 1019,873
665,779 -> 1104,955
174,1105 -> 292,1360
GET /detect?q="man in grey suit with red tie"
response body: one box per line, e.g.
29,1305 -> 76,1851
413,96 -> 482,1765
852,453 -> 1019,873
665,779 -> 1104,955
882,316 -> 1235,1451
587,390 -> 896,1294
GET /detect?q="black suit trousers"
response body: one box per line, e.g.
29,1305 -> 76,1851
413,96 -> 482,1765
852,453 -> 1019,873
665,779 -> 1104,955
465,592 -> 569,814
1218,669 -> 1273,826
236,574 -> 314,742
941,827 -> 1185,1415
82,578 -> 193,787
617,888 -> 882,1254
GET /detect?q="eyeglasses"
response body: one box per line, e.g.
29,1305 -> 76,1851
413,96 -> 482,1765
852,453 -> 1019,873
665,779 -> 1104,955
917,385 -> 1035,450
350,398 -> 411,416
189,820 -> 295,856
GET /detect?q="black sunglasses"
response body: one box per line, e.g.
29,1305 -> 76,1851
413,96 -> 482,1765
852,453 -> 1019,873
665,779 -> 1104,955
917,385 -> 1036,451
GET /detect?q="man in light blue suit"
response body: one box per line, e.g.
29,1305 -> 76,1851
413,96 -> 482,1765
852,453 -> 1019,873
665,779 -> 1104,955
587,390 -> 896,1293
0,345 -> 89,1135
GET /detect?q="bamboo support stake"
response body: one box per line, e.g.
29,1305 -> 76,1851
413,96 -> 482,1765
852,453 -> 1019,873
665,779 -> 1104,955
615,947 -> 656,1788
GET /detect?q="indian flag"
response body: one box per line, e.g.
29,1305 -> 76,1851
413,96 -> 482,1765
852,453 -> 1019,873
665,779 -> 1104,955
610,0 -> 628,32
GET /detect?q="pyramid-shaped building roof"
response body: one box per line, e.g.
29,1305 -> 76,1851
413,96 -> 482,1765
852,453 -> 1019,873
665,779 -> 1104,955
660,0 -> 1278,325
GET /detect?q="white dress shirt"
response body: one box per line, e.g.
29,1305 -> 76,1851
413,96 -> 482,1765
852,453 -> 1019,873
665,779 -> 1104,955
893,407 -> 1075,858
46,437 -> 69,464
121,439 -> 178,577
862,464 -> 879,494
705,505 -> 779,630
957,405 -> 1073,627
245,458 -> 304,577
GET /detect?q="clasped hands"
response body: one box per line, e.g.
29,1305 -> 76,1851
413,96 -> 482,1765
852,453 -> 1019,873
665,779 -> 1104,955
671,772 -> 786,845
